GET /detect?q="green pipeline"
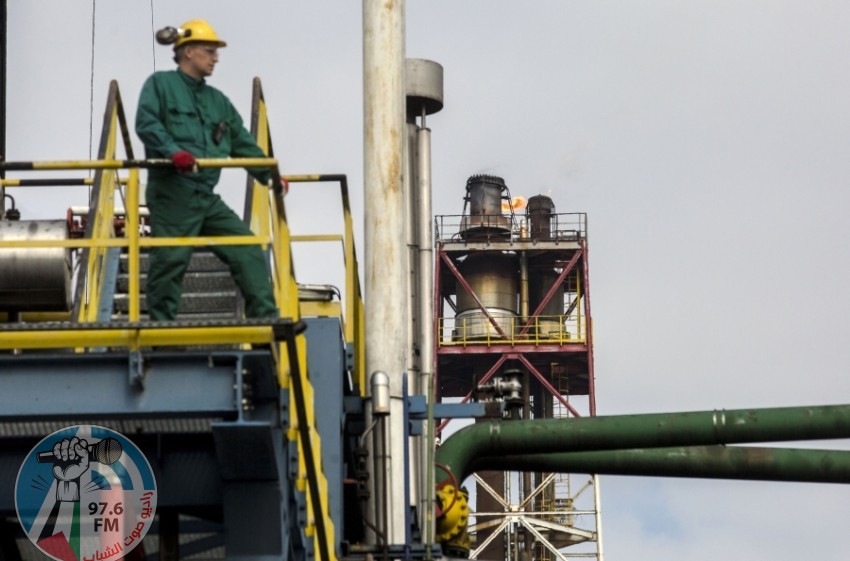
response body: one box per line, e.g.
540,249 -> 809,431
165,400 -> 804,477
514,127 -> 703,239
435,404 -> 850,482
480,446 -> 850,484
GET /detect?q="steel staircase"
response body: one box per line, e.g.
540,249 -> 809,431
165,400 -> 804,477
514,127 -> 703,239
113,250 -> 244,321
0,79 -> 360,561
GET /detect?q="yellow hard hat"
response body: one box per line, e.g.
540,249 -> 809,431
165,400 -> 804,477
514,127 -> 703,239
174,19 -> 227,49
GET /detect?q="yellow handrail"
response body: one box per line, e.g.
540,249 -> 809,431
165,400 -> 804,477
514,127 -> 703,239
1,157 -> 277,171
249,79 -> 339,561
0,325 -> 278,350
1,79 -> 353,561
0,79 -> 279,332
127,168 -> 141,321
284,174 -> 365,393
0,236 -> 271,249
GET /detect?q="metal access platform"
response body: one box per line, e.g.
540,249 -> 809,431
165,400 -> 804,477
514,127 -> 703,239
0,320 -> 294,557
0,315 -> 352,561
0,80 -> 364,561
434,187 -> 595,408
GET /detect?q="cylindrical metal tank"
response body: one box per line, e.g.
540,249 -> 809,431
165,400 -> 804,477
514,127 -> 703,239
454,252 -> 517,340
460,175 -> 510,239
405,58 -> 444,117
0,220 -> 72,311
528,264 -> 566,339
527,194 -> 555,241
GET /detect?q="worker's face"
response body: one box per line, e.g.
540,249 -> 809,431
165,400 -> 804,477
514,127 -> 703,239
184,43 -> 220,79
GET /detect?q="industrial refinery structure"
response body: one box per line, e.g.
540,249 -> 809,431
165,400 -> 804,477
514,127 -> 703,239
434,175 -> 600,560
2,5 -> 850,561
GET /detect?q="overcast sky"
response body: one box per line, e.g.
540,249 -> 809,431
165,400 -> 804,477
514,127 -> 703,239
5,1 -> 850,560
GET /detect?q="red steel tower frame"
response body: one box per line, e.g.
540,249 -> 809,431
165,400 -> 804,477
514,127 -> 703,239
433,189 -> 601,561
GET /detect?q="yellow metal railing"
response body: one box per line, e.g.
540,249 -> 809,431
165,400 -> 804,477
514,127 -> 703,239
434,212 -> 588,244
285,174 -> 365,393
439,314 -> 588,346
0,79 -> 348,561
247,78 -> 341,561
0,157 -> 276,329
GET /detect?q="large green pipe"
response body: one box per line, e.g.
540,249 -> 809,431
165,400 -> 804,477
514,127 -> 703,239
477,446 -> 850,484
436,404 -> 850,482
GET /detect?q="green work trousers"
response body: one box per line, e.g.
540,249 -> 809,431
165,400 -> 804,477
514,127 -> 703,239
145,184 -> 277,321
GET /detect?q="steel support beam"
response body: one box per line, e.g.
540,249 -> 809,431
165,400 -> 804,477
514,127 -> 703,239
0,353 -> 253,418
515,249 -> 581,338
516,354 -> 581,418
439,251 -> 509,339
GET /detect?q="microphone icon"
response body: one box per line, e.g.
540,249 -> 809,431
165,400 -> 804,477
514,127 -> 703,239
37,437 -> 123,465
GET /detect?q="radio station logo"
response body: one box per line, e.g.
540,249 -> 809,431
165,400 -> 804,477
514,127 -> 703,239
15,425 -> 157,561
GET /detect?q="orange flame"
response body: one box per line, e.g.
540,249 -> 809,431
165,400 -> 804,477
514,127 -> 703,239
501,196 -> 527,213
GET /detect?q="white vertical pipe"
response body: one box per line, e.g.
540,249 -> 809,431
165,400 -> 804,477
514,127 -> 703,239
363,0 -> 407,545
594,474 -> 605,561
406,108 -> 422,542
406,118 -> 421,395
416,124 -> 433,381
416,124 -> 435,543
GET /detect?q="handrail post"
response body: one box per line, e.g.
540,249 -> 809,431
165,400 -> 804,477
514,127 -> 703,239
127,167 -> 141,322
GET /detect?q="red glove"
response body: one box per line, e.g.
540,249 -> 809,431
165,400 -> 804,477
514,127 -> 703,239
269,177 -> 290,194
171,150 -> 196,173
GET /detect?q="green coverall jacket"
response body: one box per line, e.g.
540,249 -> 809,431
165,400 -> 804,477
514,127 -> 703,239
135,69 -> 277,320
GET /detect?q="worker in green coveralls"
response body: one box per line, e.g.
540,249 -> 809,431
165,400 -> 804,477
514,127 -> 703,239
135,19 -> 278,320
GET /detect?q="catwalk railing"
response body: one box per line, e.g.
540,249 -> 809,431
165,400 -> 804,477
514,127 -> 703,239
435,212 -> 588,244
439,314 -> 587,346
0,79 -> 352,561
